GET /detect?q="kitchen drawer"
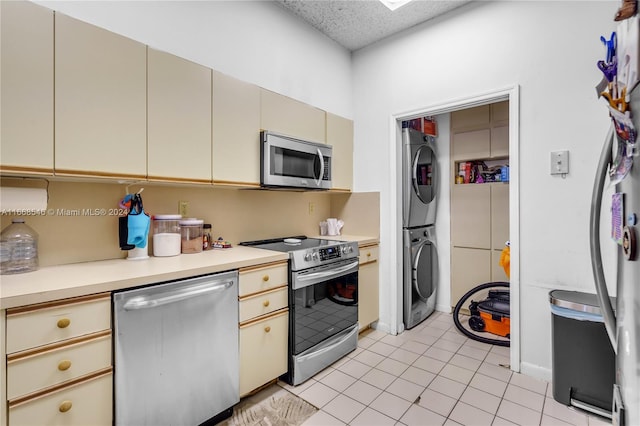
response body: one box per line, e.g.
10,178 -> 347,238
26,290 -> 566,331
359,245 -> 379,265
9,369 -> 112,426
6,294 -> 111,354
7,331 -> 111,400
239,261 -> 288,297
239,286 -> 288,323
239,309 -> 288,396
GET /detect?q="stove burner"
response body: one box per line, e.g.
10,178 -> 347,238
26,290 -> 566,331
240,236 -> 359,271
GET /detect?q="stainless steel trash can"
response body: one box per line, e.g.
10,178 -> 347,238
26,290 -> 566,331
549,290 -> 615,418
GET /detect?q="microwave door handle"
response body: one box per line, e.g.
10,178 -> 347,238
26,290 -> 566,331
315,148 -> 324,186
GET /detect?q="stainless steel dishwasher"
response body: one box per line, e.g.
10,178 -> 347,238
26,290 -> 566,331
113,270 -> 239,425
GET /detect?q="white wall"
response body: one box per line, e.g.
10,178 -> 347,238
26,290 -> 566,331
34,0 -> 353,119
352,1 -> 617,379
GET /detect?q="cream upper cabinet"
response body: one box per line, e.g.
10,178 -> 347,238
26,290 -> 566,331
261,89 -> 326,144
212,72 -> 261,186
0,1 -> 54,175
326,113 -> 353,191
451,129 -> 490,161
148,48 -> 212,183
54,13 -> 147,178
451,105 -> 490,130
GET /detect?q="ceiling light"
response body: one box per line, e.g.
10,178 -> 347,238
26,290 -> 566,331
379,0 -> 414,11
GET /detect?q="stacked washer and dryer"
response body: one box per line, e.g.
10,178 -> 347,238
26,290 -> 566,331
402,125 -> 439,330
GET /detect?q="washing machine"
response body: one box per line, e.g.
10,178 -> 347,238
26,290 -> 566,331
403,225 -> 438,330
402,127 -> 439,228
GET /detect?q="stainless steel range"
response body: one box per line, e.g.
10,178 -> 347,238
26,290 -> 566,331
240,236 -> 359,385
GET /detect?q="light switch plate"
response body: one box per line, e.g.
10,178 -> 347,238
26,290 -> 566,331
550,150 -> 569,175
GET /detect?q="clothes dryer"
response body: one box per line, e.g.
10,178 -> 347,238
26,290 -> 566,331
402,127 -> 438,228
403,225 -> 438,329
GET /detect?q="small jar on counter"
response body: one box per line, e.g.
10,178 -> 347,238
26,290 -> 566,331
202,224 -> 212,251
179,219 -> 204,254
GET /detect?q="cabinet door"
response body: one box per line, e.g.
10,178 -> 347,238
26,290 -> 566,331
9,370 -> 112,426
261,89 -> 326,144
491,101 -> 509,124
451,129 -> 490,161
451,184 -> 491,249
326,113 -> 353,191
450,247 -> 491,307
212,72 -> 261,186
490,125 -> 509,158
147,49 -> 212,182
491,183 -> 510,250
239,310 -> 288,396
492,249 -> 510,282
358,246 -> 379,328
55,13 -> 146,178
0,1 -> 54,174
451,105 -> 490,130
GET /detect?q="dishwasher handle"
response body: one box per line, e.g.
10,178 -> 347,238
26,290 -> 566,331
123,280 -> 234,310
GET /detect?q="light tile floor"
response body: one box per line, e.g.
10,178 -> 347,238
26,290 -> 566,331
277,311 -> 612,426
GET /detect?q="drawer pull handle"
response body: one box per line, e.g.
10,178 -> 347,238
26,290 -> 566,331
58,360 -> 72,371
367,252 -> 371,257
264,326 -> 271,333
59,400 -> 73,413
263,300 -> 270,307
262,275 -> 269,282
57,318 -> 71,328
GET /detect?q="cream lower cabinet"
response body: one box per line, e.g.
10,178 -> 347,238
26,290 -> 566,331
0,0 -> 54,175
238,261 -> 289,396
358,244 -> 379,330
4,293 -> 112,426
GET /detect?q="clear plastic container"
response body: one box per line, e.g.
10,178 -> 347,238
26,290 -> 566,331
152,215 -> 182,257
180,219 -> 204,254
0,218 -> 39,274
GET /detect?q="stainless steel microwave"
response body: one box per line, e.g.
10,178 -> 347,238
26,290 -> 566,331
260,131 -> 332,190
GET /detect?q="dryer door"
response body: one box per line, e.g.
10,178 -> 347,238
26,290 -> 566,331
412,238 -> 437,302
412,144 -> 437,206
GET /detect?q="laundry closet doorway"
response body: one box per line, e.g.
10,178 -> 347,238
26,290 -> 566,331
391,85 -> 520,371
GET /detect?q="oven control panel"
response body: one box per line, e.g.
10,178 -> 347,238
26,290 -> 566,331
293,241 -> 359,271
319,246 -> 341,261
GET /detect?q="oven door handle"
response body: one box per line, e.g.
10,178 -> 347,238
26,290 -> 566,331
293,261 -> 359,290
315,148 -> 325,187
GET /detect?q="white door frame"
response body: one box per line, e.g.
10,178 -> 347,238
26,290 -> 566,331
389,85 -> 520,372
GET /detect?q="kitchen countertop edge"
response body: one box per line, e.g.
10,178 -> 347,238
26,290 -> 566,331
0,246 -> 289,310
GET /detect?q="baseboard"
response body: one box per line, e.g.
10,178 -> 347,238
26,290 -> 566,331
520,361 -> 552,382
436,303 -> 452,314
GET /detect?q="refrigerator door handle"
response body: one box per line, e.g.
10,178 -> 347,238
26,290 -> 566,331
590,124 -> 617,350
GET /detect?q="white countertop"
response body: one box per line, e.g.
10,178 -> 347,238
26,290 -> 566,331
0,235 -> 378,310
0,246 -> 288,310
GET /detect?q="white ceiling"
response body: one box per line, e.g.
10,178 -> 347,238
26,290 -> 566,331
273,0 -> 474,51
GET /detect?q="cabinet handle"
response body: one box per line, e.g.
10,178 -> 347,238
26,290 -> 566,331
262,275 -> 270,282
263,300 -> 270,307
58,360 -> 72,371
59,400 -> 73,413
57,318 -> 71,328
367,252 -> 371,257
264,326 -> 271,333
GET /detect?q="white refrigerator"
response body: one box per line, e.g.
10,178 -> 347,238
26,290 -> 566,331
591,15 -> 640,426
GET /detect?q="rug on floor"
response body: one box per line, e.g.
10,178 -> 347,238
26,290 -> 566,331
222,385 -> 318,426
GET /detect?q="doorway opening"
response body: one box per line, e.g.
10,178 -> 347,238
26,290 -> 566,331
391,85 -> 520,371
